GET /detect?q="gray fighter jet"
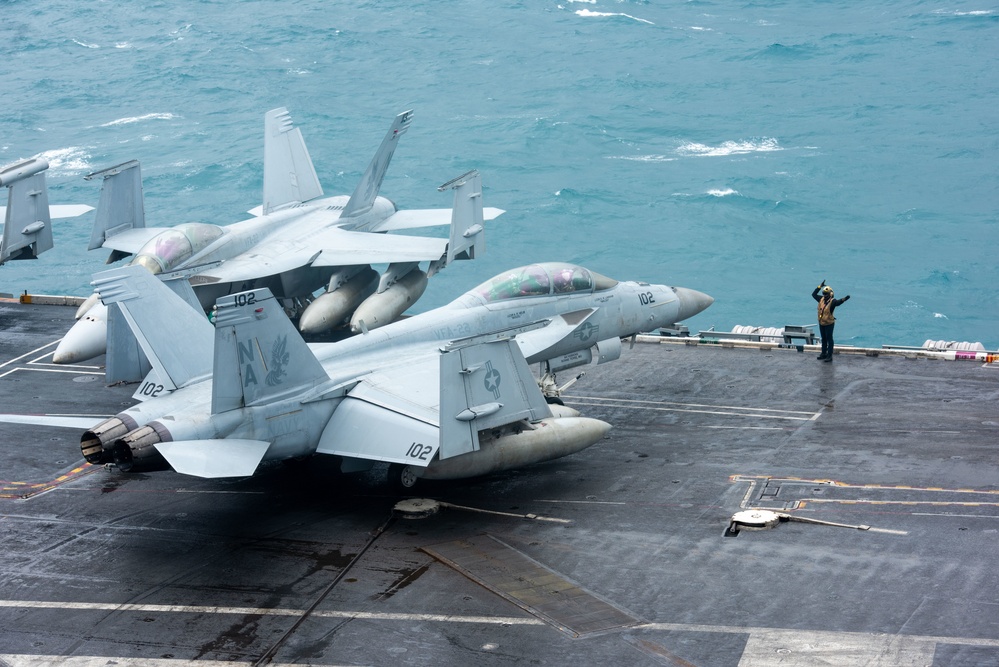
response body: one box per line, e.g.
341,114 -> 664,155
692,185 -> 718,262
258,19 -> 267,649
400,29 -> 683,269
52,108 -> 502,378
19,261 -> 712,488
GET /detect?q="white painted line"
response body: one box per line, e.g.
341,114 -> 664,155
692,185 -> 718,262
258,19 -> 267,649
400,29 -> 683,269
567,395 -> 818,416
566,397 -> 816,421
0,599 -> 543,625
702,425 -> 786,431
535,499 -> 628,505
0,340 -> 60,368
0,367 -> 103,380
0,657 -> 352,667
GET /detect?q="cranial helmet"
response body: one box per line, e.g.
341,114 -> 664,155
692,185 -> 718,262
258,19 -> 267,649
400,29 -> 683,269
822,286 -> 834,295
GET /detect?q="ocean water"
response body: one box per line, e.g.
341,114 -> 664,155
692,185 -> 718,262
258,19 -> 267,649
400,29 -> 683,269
1,0 -> 996,348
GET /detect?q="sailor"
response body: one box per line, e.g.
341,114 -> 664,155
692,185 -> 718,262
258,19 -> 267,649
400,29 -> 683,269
812,280 -> 851,362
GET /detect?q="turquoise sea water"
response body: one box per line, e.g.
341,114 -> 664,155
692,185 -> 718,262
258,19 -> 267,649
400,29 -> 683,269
2,1 -> 996,348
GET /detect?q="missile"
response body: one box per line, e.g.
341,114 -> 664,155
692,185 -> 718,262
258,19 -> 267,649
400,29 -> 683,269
299,267 -> 379,334
350,268 -> 428,333
53,302 -> 108,364
0,158 -> 48,186
409,416 -> 611,482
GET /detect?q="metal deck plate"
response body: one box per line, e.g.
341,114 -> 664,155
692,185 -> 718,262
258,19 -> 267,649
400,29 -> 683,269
423,534 -> 641,637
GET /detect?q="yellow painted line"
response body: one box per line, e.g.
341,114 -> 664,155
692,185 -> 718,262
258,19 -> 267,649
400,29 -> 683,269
730,474 -> 999,496
0,464 -> 97,499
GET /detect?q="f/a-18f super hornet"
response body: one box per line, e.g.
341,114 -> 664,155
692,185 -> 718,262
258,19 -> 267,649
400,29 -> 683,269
0,158 -> 94,265
52,108 -> 502,380
7,262 -> 712,488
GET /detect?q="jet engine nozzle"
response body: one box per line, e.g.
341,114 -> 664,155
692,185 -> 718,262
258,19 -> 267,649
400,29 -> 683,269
81,416 -> 137,464
110,423 -> 170,473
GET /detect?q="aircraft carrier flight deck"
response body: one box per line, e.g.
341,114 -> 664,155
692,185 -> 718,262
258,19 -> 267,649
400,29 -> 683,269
1,298 -> 997,666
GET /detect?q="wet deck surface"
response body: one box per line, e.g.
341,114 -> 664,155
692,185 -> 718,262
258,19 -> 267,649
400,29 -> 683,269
1,300 -> 998,666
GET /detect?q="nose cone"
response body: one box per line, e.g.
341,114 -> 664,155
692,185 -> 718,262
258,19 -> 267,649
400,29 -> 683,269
53,304 -> 108,364
673,287 -> 714,322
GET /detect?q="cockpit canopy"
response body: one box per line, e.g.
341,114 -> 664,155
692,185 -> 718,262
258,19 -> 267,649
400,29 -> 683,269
467,263 -> 618,304
131,223 -> 224,274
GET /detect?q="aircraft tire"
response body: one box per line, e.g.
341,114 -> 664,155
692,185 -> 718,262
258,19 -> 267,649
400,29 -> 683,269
388,463 -> 420,491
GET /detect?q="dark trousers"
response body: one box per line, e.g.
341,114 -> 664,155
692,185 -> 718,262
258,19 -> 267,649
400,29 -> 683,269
819,323 -> 835,358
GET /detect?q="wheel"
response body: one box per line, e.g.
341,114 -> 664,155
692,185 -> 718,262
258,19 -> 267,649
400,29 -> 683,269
388,463 -> 420,491
545,396 -> 564,406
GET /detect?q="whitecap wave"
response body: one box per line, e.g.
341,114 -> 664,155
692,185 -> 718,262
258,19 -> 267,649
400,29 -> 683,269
707,188 -> 739,197
100,113 -> 178,127
575,9 -> 654,25
607,154 -> 677,162
676,137 -> 782,157
72,39 -> 100,49
933,313 -> 949,319
35,147 -> 91,175
933,9 -> 994,16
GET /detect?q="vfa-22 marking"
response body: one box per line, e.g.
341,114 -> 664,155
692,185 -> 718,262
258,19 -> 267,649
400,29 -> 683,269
638,292 -> 656,305
406,442 -> 433,461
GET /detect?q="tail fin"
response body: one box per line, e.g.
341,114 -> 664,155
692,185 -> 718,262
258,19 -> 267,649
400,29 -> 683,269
0,158 -> 53,265
211,288 -> 329,414
93,265 -> 214,391
262,107 -> 324,215
340,110 -> 413,221
84,161 -> 145,262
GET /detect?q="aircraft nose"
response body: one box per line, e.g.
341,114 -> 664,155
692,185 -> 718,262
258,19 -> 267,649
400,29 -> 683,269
673,287 -> 714,322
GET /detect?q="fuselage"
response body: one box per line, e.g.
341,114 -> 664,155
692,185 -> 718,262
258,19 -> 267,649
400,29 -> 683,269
101,264 -> 708,465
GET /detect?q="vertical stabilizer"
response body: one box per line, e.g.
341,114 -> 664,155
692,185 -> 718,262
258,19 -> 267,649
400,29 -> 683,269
93,265 -> 214,392
85,160 -> 145,258
262,108 -> 324,215
0,158 -> 53,265
211,288 -> 329,414
341,110 -> 413,222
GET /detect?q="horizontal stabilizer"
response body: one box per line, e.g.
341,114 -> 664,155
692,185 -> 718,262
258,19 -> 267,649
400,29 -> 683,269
49,205 -> 95,218
154,439 -> 271,478
0,414 -> 107,429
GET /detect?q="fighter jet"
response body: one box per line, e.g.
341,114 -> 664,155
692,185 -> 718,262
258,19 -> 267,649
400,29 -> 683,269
6,261 -> 712,488
52,108 -> 502,380
0,158 -> 94,264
